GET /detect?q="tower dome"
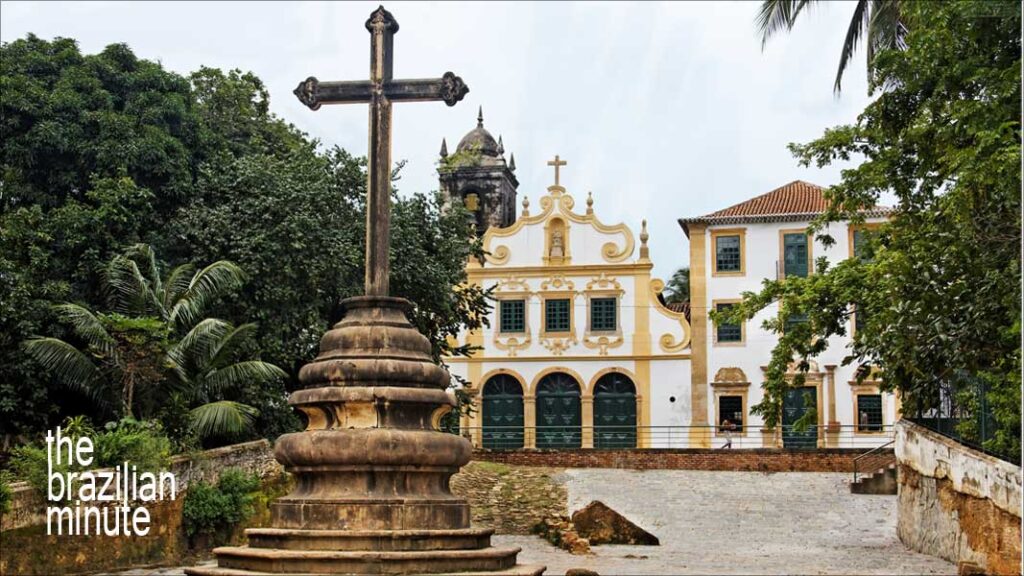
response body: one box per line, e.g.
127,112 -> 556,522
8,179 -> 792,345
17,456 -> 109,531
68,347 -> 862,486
456,107 -> 500,157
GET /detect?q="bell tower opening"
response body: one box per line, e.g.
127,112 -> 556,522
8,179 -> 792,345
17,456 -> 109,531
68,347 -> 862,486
438,107 -> 519,236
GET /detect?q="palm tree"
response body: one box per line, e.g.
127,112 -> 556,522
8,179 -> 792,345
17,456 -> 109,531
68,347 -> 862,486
24,246 -> 283,440
104,243 -> 244,333
664,267 -> 690,304
169,318 -> 286,439
757,0 -> 907,92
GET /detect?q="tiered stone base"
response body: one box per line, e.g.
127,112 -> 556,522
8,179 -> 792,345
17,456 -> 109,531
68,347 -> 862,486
186,296 -> 543,575
183,528 -> 541,575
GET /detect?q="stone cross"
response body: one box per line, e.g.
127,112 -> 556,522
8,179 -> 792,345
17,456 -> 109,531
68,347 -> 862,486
294,5 -> 469,296
547,154 -> 567,187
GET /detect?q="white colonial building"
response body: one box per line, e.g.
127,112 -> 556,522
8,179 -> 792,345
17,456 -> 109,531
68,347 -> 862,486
443,155 -> 693,449
679,180 -> 896,448
440,113 -> 892,450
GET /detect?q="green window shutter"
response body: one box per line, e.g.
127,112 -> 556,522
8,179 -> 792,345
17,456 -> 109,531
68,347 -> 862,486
715,303 -> 742,342
855,303 -> 867,333
545,299 -> 571,332
715,235 -> 741,272
783,233 -> 809,277
857,394 -> 883,431
499,300 -> 525,333
784,311 -> 808,334
590,298 -> 617,332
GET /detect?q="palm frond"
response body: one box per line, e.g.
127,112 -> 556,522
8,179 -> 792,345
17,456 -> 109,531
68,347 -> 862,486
23,338 -> 109,406
207,323 -> 259,369
834,0 -> 870,93
105,254 -> 163,318
53,303 -> 117,356
168,317 -> 233,383
163,263 -> 197,313
189,400 -> 259,439
124,244 -> 164,300
202,360 -> 287,393
169,261 -> 244,330
756,0 -> 816,48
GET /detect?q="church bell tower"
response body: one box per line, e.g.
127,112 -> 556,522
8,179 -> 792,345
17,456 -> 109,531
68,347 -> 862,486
438,107 -> 519,235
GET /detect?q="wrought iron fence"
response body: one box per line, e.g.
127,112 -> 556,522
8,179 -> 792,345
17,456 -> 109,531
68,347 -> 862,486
852,440 -> 896,483
907,372 -> 1017,464
455,424 -> 894,450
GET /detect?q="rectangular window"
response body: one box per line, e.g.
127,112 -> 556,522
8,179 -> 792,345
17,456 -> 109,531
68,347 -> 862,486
715,303 -> 742,343
854,304 -> 866,334
783,233 -> 809,277
852,229 -> 876,262
499,299 -> 525,334
590,297 -> 617,332
718,396 -> 744,432
857,394 -> 883,432
545,299 -> 571,333
715,235 -> 741,272
784,312 -> 808,334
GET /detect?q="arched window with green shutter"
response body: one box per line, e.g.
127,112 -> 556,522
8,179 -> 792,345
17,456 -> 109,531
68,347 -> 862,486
482,375 -> 524,449
536,372 -> 582,449
593,372 -> 637,448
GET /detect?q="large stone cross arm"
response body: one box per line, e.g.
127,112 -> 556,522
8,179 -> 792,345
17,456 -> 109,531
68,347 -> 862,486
294,73 -> 468,110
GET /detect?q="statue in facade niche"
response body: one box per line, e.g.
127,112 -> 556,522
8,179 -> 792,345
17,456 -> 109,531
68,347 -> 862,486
551,229 -> 565,258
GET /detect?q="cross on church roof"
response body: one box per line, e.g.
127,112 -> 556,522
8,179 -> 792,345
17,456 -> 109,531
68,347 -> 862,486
547,155 -> 567,188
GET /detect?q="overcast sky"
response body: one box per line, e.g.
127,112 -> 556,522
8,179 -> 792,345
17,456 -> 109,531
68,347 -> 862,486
1,1 -> 873,279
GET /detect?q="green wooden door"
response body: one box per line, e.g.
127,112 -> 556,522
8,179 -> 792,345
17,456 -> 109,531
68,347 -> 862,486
782,386 -> 817,449
482,375 -> 524,449
536,373 -> 582,449
594,373 -> 637,448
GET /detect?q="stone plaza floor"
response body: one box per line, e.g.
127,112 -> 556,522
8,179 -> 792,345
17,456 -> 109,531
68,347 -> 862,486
114,469 -> 956,576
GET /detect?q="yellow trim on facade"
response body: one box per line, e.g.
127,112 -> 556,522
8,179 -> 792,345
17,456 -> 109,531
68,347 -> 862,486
649,278 -> 691,352
710,227 -> 746,277
468,263 -> 653,278
849,379 -> 888,436
449,353 -> 690,363
688,223 -> 709,447
528,366 -> 586,397
711,298 -> 745,347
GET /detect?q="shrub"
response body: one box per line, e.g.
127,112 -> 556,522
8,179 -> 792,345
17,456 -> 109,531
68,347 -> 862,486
182,468 -> 261,540
0,470 -> 13,515
8,416 -> 172,497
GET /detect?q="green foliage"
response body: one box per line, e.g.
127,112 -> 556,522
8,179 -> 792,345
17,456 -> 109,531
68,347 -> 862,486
0,470 -> 13,515
182,468 -> 261,540
663,268 -> 690,304
1,34 -> 489,451
732,0 -> 1021,458
757,0 -> 907,92
9,416 -> 171,496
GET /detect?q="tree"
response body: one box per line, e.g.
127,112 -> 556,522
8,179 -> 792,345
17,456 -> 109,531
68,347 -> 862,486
756,0 -> 906,92
663,268 -> 690,304
23,246 -> 287,443
727,0 -> 1021,459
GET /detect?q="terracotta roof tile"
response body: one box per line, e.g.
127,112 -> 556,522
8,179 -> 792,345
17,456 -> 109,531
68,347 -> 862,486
705,180 -> 827,218
678,180 -> 891,236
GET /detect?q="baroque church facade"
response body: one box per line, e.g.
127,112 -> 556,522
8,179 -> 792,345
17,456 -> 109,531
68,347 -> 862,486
441,114 -> 895,450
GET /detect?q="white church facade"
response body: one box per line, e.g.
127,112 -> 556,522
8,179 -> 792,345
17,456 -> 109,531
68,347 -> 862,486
441,114 -> 894,450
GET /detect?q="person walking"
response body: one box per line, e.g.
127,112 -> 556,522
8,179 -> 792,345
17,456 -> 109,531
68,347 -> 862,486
722,418 -> 734,449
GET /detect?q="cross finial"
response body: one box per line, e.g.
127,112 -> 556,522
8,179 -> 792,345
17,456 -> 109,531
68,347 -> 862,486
547,155 -> 567,187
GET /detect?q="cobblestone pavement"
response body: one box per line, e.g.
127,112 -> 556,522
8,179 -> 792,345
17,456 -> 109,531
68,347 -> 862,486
112,469 -> 955,576
498,469 -> 957,575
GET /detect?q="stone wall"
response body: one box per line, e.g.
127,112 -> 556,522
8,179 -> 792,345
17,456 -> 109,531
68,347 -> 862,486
0,440 -> 285,575
473,447 -> 877,472
895,420 -> 1021,575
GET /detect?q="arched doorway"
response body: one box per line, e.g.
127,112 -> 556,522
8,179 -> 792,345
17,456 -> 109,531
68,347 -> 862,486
536,372 -> 582,449
593,372 -> 637,448
482,374 -> 524,449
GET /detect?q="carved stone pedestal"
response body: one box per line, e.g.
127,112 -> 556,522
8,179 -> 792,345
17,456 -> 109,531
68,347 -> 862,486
185,297 -> 544,575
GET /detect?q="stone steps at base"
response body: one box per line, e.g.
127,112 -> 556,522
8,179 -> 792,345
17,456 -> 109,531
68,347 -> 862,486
244,527 -> 494,551
196,545 -> 524,575
183,564 -> 547,576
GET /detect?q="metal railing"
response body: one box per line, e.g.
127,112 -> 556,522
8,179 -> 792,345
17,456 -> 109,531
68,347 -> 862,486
456,424 -> 895,450
852,439 -> 896,483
